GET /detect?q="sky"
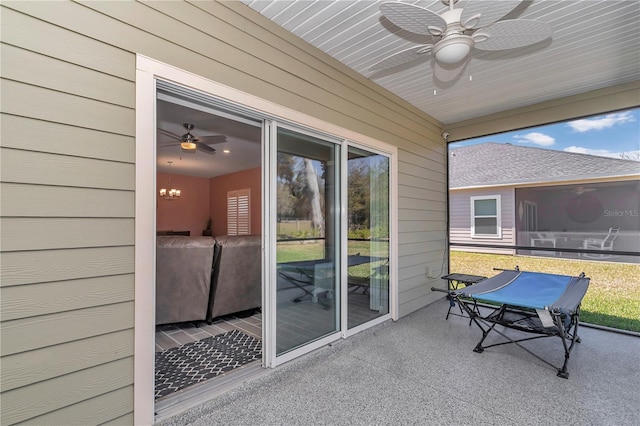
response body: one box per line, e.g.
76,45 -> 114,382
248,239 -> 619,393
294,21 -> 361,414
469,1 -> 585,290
450,108 -> 640,160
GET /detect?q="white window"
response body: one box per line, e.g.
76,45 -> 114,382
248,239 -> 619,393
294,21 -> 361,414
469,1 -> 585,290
227,189 -> 251,235
471,195 -> 501,238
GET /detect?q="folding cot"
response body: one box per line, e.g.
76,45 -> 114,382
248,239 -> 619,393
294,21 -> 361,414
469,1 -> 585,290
433,268 -> 590,378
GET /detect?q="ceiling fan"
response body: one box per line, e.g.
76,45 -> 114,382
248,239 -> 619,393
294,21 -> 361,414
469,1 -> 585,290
158,123 -> 226,154
370,0 -> 553,81
566,186 -> 597,195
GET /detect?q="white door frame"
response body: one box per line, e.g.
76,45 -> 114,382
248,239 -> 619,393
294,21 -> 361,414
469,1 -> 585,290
135,55 -> 398,424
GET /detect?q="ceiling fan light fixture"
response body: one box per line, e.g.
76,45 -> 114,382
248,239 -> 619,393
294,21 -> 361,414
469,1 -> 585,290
433,35 -> 473,64
180,127 -> 198,151
180,141 -> 197,151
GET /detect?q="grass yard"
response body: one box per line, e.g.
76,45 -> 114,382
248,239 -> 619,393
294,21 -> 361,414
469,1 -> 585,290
277,239 -> 388,283
275,241 -> 640,332
450,251 -> 640,333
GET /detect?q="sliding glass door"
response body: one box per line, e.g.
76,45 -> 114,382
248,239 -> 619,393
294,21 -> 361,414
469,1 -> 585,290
274,127 -> 341,356
346,146 -> 390,329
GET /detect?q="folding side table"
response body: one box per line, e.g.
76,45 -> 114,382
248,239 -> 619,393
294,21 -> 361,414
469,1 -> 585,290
441,273 -> 487,320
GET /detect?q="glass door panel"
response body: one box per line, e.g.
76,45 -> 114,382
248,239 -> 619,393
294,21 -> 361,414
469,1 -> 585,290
347,147 -> 390,329
275,127 -> 340,355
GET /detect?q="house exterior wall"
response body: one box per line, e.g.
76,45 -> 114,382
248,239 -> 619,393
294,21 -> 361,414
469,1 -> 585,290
0,1 -> 445,424
449,187 -> 516,254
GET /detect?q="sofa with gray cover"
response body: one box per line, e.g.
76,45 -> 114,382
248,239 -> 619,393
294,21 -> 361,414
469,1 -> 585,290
155,235 -> 261,325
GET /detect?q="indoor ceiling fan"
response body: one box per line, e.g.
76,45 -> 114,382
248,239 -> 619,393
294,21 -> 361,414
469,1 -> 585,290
158,123 -> 226,154
370,0 -> 553,81
565,186 -> 597,195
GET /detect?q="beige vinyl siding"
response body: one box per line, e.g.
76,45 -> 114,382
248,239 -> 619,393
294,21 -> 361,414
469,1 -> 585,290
0,218 -> 134,252
449,188 -> 516,255
1,1 -> 445,424
397,152 -> 447,309
2,359 -> 133,425
18,387 -> 134,426
1,1 -> 136,423
1,114 -> 134,161
1,329 -> 133,391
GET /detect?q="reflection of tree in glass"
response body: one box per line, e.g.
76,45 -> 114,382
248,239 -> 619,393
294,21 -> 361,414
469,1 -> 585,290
348,160 -> 370,231
277,153 -> 326,237
277,153 -> 297,220
348,156 -> 389,239
276,152 -> 390,240
304,158 -> 324,237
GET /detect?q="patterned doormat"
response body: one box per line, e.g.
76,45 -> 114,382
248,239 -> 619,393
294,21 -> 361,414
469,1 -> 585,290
155,329 -> 261,399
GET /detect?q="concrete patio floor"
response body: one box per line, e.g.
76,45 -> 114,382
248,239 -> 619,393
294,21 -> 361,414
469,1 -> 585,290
159,298 -> 639,425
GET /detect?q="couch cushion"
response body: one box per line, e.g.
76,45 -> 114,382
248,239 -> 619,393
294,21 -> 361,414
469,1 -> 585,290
208,235 -> 262,320
156,236 -> 215,325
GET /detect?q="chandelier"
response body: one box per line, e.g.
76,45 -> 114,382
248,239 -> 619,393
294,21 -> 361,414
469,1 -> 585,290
159,161 -> 181,200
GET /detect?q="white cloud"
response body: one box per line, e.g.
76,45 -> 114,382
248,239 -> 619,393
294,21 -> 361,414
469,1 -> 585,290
513,132 -> 555,146
567,111 -> 635,133
563,146 -> 640,160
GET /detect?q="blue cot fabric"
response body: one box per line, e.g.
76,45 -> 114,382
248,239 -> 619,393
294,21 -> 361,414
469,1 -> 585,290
466,271 -> 571,310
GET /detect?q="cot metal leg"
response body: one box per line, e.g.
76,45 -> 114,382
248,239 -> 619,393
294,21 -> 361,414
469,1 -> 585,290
450,296 -> 498,351
556,322 -> 570,377
554,309 -> 582,379
445,293 -> 456,320
471,315 -> 499,353
444,280 -> 469,321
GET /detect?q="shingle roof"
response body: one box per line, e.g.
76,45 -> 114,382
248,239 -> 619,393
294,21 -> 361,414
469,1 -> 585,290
449,142 -> 640,189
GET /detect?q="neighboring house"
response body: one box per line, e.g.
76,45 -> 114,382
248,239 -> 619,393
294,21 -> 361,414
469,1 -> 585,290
449,143 -> 640,261
0,2 -> 638,426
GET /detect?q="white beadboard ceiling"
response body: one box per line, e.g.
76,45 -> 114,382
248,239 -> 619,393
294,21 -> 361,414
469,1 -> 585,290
241,0 -> 640,125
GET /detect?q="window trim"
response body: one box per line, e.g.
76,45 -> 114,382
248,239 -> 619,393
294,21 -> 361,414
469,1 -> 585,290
470,195 -> 502,238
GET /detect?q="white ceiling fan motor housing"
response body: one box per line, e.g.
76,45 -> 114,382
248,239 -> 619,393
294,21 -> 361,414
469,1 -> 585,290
432,9 -> 474,65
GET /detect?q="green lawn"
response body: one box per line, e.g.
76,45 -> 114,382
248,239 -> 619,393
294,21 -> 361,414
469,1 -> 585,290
450,251 -> 640,333
277,239 -> 387,283
276,242 -> 640,332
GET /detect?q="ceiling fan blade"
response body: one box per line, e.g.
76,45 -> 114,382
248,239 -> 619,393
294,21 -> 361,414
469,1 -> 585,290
460,0 -> 522,29
198,135 -> 227,145
473,20 -> 553,51
380,2 -> 446,35
195,141 -> 216,154
158,141 -> 179,147
369,44 -> 433,71
158,128 -> 181,140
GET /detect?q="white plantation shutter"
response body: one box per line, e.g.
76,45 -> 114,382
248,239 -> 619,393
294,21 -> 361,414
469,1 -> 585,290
227,194 -> 238,235
237,192 -> 250,235
227,189 -> 251,235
